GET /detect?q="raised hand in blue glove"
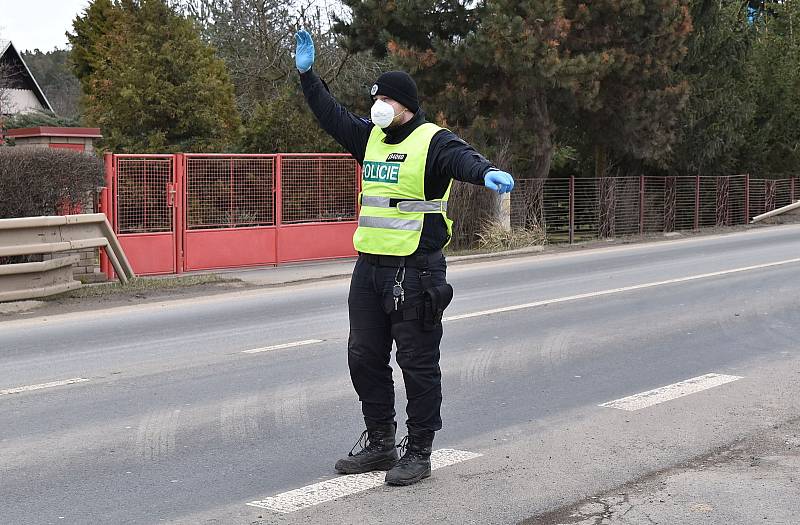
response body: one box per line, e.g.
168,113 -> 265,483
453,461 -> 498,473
294,29 -> 315,73
484,170 -> 515,194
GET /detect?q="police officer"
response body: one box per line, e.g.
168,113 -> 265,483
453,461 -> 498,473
295,29 -> 514,486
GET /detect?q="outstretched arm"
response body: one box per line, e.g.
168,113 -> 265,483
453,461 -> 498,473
429,132 -> 515,194
295,30 -> 372,163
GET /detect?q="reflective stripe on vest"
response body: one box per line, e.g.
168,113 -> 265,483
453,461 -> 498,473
398,200 -> 447,213
358,216 -> 422,231
361,195 -> 448,213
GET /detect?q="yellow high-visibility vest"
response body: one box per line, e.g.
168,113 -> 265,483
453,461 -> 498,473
353,122 -> 453,255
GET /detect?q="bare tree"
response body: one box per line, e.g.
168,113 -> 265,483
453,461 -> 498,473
0,58 -> 14,136
178,0 -> 387,116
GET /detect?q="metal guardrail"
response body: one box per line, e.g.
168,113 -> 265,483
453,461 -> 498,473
0,255 -> 82,302
0,214 -> 135,301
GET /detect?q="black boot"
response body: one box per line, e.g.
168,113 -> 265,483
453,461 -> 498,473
385,431 -> 433,486
335,422 -> 398,474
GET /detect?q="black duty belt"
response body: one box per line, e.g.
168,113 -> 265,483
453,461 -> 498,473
358,250 -> 443,269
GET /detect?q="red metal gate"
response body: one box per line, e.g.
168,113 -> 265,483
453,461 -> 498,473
104,154 -> 179,275
103,153 -> 359,277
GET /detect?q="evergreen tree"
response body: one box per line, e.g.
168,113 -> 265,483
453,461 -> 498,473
238,85 -> 340,153
564,1 -> 693,177
68,0 -> 121,84
741,0 -> 800,176
68,0 -> 240,152
668,0 -> 755,177
23,49 -> 83,119
335,1 -> 693,179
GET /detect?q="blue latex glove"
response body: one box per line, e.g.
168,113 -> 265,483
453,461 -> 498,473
484,170 -> 515,194
294,29 -> 315,73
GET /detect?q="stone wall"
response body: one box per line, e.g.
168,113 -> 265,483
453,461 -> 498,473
42,248 -> 106,283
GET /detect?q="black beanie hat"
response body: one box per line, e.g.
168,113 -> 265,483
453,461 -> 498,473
370,71 -> 419,113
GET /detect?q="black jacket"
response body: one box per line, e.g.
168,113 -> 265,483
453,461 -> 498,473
300,69 -> 495,254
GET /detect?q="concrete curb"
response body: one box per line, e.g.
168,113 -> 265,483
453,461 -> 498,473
447,245 -> 545,263
217,245 -> 546,287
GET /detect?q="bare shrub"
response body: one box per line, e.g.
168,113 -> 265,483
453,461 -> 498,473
448,139 -> 514,249
448,180 -> 497,249
0,147 -> 104,219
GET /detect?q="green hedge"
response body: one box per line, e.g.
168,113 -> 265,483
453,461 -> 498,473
2,110 -> 81,130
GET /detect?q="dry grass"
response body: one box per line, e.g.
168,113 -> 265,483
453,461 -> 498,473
476,220 -> 547,252
59,274 -> 238,299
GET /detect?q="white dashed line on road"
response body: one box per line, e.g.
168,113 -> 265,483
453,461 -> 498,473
444,258 -> 800,322
247,448 -> 482,513
242,339 -> 324,354
599,373 -> 743,411
0,377 -> 90,396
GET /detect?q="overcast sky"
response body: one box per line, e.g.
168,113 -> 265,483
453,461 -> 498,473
1,0 -> 91,52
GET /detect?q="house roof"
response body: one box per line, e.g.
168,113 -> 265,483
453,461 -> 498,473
0,39 -> 54,113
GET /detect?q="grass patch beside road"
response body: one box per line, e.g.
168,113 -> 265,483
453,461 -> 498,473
446,221 -> 547,256
59,274 -> 239,299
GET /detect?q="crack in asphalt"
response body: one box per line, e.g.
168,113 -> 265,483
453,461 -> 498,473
521,416 -> 800,525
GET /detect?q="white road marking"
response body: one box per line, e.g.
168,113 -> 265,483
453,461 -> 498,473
247,448 -> 482,513
242,339 -> 324,354
444,258 -> 800,322
0,377 -> 90,396
599,373 -> 743,411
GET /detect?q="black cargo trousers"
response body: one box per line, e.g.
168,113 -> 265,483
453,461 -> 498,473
347,251 -> 449,434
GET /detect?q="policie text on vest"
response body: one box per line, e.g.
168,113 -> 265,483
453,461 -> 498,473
362,160 -> 402,184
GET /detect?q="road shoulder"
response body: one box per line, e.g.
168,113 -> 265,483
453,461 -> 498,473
528,417 -> 800,525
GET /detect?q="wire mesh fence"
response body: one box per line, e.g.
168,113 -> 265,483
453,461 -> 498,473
280,155 -> 359,224
512,175 -> 798,244
642,177 -> 665,233
112,152 -> 795,247
752,178 -> 794,217
726,176 -> 748,227
185,156 -> 275,230
115,156 -> 173,234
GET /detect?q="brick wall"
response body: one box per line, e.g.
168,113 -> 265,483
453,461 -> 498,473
13,136 -> 96,153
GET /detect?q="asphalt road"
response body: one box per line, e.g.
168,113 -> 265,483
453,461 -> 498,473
1,225 -> 799,524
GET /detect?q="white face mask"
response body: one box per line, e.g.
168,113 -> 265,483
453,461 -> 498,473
371,99 -> 404,129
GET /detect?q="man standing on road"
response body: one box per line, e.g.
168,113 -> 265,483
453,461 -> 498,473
294,29 -> 514,486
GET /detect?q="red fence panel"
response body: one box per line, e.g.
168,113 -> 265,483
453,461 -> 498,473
573,178 -> 599,240
112,154 -> 178,275
279,154 -> 359,223
277,154 -> 359,263
183,154 -> 278,271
